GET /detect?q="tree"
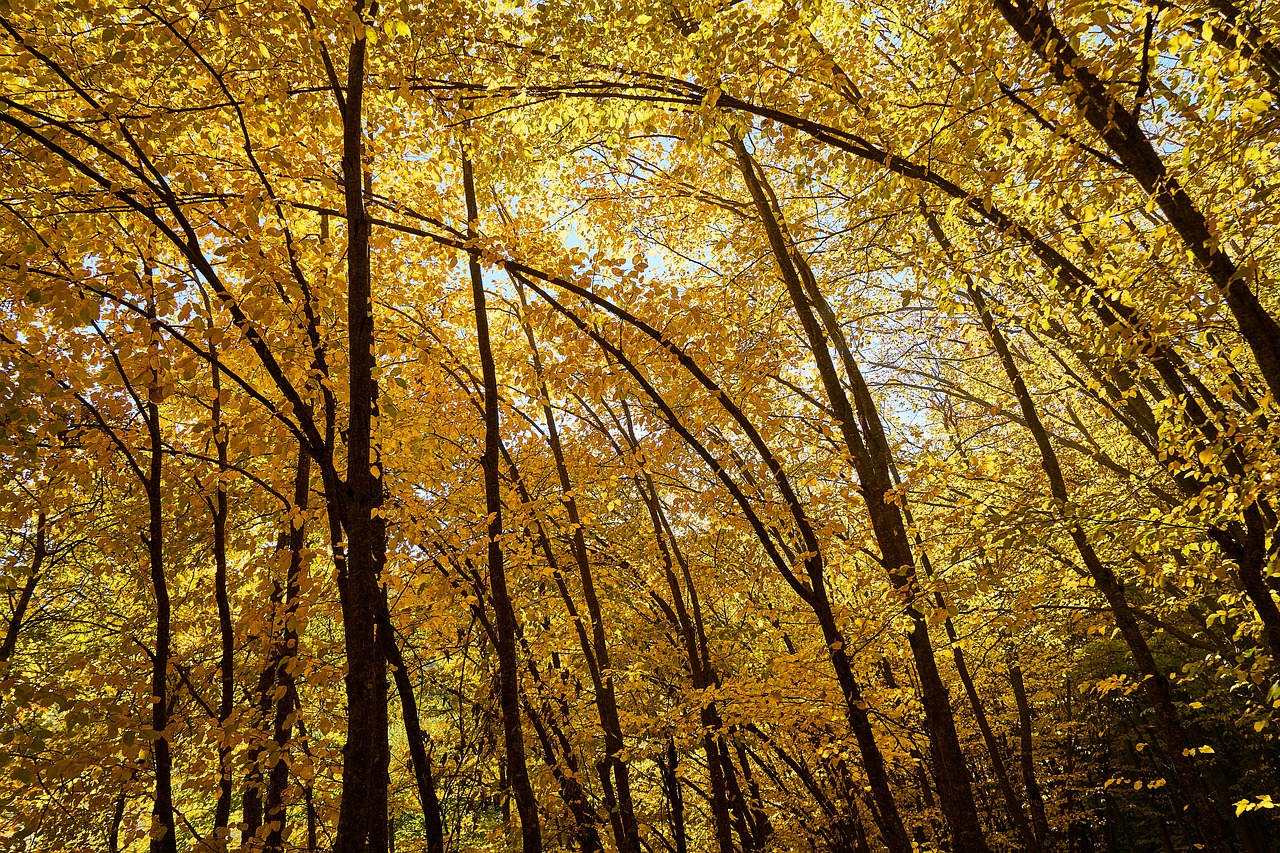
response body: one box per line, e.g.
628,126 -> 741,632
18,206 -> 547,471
1,0 -> 1278,851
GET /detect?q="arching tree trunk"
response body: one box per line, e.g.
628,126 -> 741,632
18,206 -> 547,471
145,289 -> 177,853
732,134 -> 991,853
929,208 -> 1232,853
462,149 -> 541,853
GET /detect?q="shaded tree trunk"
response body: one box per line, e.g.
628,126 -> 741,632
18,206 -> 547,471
1010,663 -> 1051,849
733,134 -> 990,853
929,208 -> 1232,852
209,346 -> 234,842
145,290 -> 177,853
659,739 -> 688,853
462,149 -> 541,853
0,511 -> 44,662
263,449 -> 312,853
331,15 -> 391,851
380,612 -> 447,853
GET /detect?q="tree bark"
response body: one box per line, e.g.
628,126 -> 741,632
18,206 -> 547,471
209,345 -> 234,843
380,610 -> 447,853
943,232 -> 1232,852
263,448 -> 312,853
732,134 -> 990,853
1009,664 -> 1050,850
332,14 -> 391,850
0,511 -> 44,663
145,289 -> 177,853
462,148 -> 542,853
659,739 -> 688,853
990,0 -> 1280,411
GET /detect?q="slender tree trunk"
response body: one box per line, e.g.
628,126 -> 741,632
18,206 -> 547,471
732,135 -> 990,853
145,291 -> 177,853
293,712 -> 322,853
663,545 -> 736,853
660,739 -> 688,853
243,632 -> 275,841
109,787 -> 128,853
381,611 -> 447,853
332,13 -> 391,851
0,511 -> 44,662
936,216 -> 1232,852
263,448 -> 312,853
523,692 -> 603,853
720,737 -> 760,852
1009,664 -> 1050,849
448,424 -> 605,853
210,350 -> 234,843
462,149 -> 541,853
893,463 -> 1040,853
731,737 -> 773,850
611,400 -> 746,853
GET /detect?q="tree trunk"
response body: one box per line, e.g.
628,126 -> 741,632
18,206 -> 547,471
380,611 -> 447,853
263,448 -> 312,853
951,642 -> 1040,852
145,291 -> 177,853
332,17 -> 391,851
659,739 -> 688,853
463,149 -> 541,853
733,134 -> 990,853
1009,664 -> 1051,849
0,511 -> 44,662
210,349 -> 234,842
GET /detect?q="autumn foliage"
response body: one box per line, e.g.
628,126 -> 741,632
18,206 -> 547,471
1,0 -> 1279,851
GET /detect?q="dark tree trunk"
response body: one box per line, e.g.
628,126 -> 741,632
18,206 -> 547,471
210,350 -> 234,840
1010,664 -> 1051,849
659,739 -> 689,853
381,611 -> 447,853
109,787 -> 128,853
463,150 -> 541,853
0,511 -> 44,662
145,293 -> 177,853
733,135 -> 990,853
332,18 -> 391,851
523,693 -> 603,853
609,402 -> 736,853
950,642 -> 1040,852
263,449 -> 312,853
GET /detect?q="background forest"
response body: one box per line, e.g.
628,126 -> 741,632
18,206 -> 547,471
1,0 -> 1278,851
